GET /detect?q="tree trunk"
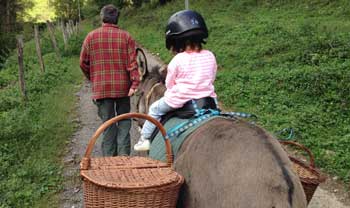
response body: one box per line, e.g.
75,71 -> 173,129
159,0 -> 168,5
5,0 -> 11,32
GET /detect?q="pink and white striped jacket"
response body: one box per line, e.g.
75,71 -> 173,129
164,49 -> 217,108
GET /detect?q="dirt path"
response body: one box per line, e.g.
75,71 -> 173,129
60,81 -> 100,208
59,49 -> 349,208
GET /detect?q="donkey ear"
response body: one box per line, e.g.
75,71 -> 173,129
159,64 -> 167,83
136,48 -> 148,80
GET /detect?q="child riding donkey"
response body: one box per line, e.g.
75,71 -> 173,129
134,10 -> 218,151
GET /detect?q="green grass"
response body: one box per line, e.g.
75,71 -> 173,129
120,0 -> 350,182
0,23 -> 86,206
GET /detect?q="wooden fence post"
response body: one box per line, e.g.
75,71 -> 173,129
60,21 -> 68,50
66,22 -> 72,38
75,21 -> 80,34
46,20 -> 61,60
17,35 -> 27,102
34,25 -> 45,72
69,20 -> 75,34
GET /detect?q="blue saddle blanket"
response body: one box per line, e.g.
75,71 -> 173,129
149,116 -> 219,162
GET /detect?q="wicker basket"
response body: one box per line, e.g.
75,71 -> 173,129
80,113 -> 184,208
280,141 -> 326,204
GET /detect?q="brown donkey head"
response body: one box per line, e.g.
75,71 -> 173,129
134,65 -> 167,126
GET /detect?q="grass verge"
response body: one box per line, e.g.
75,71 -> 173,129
0,25 -> 84,207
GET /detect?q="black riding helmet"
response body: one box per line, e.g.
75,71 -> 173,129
165,10 -> 208,50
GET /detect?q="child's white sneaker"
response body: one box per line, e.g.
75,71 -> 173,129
134,137 -> 150,151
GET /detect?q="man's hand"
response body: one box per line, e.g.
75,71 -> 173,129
128,88 -> 137,96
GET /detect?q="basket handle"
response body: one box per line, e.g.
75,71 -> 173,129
81,112 -> 173,170
279,141 -> 315,168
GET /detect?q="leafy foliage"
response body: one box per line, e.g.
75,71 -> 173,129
0,0 -> 34,69
24,0 -> 56,22
92,0 -> 125,8
50,0 -> 81,21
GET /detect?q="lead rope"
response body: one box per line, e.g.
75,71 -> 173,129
145,82 -> 162,112
275,127 -> 295,140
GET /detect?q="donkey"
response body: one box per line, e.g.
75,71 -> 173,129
133,65 -> 307,208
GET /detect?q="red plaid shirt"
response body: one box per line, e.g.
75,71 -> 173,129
80,23 -> 140,99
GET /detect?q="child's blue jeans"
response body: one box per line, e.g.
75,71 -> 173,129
141,97 -> 175,139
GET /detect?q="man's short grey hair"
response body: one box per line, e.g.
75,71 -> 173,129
100,4 -> 119,24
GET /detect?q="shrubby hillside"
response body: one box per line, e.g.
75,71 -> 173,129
120,0 -> 350,182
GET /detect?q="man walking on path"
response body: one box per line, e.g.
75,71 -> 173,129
79,4 -> 139,156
